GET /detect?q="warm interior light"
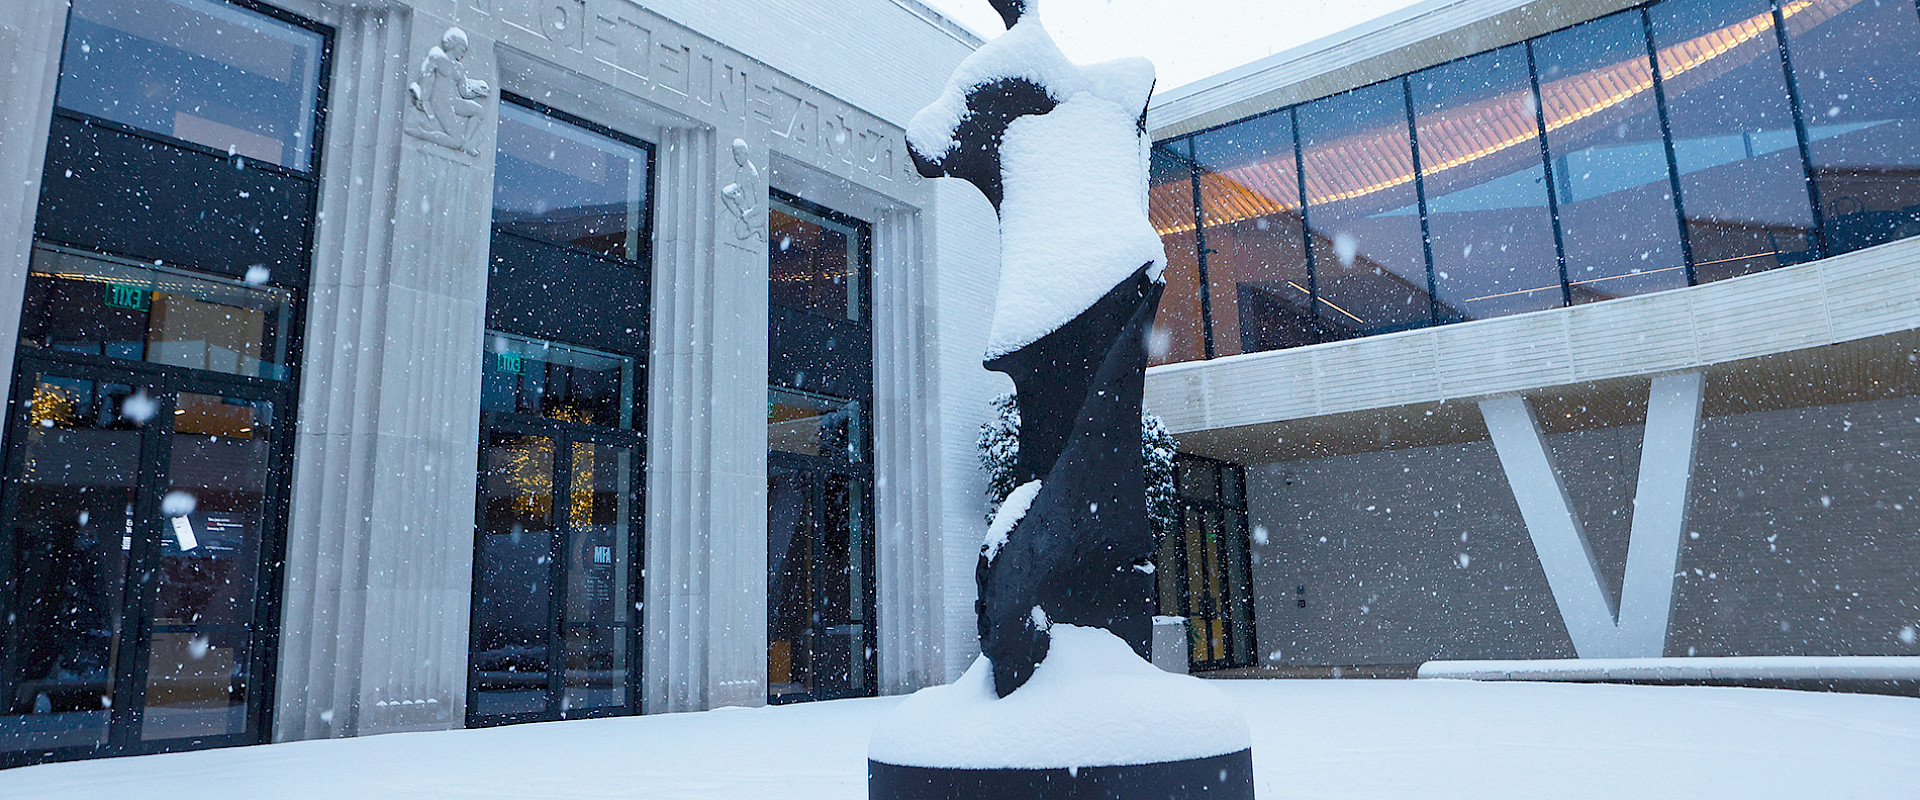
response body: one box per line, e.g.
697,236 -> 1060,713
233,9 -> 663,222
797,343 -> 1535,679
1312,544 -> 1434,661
1155,0 -> 1857,236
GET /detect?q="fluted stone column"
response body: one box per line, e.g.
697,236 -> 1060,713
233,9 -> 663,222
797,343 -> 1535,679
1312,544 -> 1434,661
276,6 -> 494,740
872,208 -> 947,693
644,125 -> 772,712
0,1 -> 68,421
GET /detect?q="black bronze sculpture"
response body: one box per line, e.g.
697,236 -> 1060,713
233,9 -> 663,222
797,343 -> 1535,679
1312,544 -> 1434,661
909,0 -> 1163,701
869,3 -> 1254,796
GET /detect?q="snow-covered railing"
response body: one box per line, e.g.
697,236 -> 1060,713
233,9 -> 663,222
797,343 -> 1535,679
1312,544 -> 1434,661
1418,657 -> 1920,682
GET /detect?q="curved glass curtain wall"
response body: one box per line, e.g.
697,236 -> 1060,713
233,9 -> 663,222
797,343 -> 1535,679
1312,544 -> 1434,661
1149,0 -> 1920,366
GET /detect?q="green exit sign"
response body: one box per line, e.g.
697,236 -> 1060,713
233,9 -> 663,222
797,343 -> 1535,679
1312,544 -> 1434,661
104,283 -> 150,312
496,352 -> 524,374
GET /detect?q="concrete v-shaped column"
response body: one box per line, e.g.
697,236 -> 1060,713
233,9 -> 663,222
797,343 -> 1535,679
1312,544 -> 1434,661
1480,371 -> 1705,658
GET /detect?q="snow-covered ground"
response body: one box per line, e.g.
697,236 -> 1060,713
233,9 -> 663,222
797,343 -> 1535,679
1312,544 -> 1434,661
5,679 -> 1916,799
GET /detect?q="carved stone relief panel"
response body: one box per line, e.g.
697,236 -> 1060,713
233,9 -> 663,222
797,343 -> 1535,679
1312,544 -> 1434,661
721,137 -> 769,242
405,25 -> 496,156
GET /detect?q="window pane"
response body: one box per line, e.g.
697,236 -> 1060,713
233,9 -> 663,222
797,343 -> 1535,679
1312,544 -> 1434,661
1652,0 -> 1820,281
1194,114 -> 1318,355
1299,81 -> 1434,337
1413,45 -> 1565,321
1148,141 -> 1207,364
22,245 -> 294,380
768,388 -> 863,462
57,0 -> 323,170
767,467 -> 813,701
1534,12 -> 1689,303
481,332 -> 636,429
493,103 -> 652,261
770,197 -> 868,321
144,393 -> 272,741
1782,0 -> 1920,255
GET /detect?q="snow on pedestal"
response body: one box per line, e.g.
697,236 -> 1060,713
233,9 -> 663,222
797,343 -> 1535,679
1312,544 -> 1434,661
870,625 -> 1249,770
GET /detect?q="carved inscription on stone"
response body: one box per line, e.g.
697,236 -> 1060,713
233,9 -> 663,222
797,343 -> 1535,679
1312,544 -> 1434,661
496,0 -> 908,183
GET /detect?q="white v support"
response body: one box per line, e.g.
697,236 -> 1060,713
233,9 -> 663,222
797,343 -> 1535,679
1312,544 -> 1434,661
1479,372 -> 1705,658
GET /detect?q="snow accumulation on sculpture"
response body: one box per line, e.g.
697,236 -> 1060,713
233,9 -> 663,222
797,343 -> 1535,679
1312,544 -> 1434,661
870,2 -> 1255,797
908,0 -> 1174,701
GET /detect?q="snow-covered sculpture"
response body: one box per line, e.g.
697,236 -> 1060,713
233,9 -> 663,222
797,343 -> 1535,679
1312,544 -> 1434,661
910,0 -> 1165,700
869,2 -> 1253,797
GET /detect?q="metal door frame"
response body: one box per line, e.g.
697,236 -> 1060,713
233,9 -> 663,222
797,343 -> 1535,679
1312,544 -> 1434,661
466,409 -> 645,728
0,353 -> 289,766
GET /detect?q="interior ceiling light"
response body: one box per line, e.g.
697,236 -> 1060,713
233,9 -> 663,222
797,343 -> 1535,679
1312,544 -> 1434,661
1154,0 -> 1853,236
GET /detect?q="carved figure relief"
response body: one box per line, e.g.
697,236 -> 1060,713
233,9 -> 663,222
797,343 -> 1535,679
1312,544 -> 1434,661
721,138 -> 768,242
406,27 -> 493,155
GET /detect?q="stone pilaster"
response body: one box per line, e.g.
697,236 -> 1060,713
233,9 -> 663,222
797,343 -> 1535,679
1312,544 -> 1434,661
0,2 -> 68,419
276,6 -> 494,740
644,126 -> 773,711
872,208 -> 947,693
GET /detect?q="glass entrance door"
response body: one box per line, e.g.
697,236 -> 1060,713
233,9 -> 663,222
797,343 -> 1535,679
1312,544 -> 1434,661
470,427 -> 639,723
767,465 -> 872,703
1159,456 -> 1257,671
767,387 -> 873,704
1,363 -> 278,760
467,331 -> 642,726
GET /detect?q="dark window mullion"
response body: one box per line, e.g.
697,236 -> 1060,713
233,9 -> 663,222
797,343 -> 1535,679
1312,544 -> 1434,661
1770,0 -> 1830,260
1641,7 -> 1698,286
1186,137 -> 1217,360
1402,79 -> 1441,326
1526,41 -> 1575,307
547,439 -> 574,718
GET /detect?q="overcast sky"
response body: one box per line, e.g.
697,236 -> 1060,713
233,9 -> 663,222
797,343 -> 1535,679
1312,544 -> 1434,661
918,0 -> 1428,94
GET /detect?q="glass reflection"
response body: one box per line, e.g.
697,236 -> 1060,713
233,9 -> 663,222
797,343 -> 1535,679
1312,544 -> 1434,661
493,102 -> 652,262
481,332 -> 636,430
770,197 -> 868,321
22,245 -> 294,380
1781,0 -> 1920,256
1149,141 -> 1208,364
1653,0 -> 1820,280
767,467 -> 814,701
768,388 -> 863,462
57,0 -> 325,170
1533,12 -> 1689,303
1194,113 -> 1319,354
1413,46 -> 1566,320
1298,81 -> 1435,337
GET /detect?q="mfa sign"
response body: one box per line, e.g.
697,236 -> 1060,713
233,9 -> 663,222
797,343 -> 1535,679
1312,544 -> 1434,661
481,0 -> 902,181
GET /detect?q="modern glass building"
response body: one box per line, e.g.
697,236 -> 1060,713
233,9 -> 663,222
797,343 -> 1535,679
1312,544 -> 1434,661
1144,0 -> 1920,671
1149,0 -> 1920,363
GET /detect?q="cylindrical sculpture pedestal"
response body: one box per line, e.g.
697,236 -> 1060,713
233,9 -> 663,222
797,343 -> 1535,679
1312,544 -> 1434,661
868,626 -> 1256,800
870,748 -> 1255,800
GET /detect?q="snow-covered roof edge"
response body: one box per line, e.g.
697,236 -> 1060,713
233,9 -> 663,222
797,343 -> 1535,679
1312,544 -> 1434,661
888,0 -> 988,49
1148,0 -> 1641,139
